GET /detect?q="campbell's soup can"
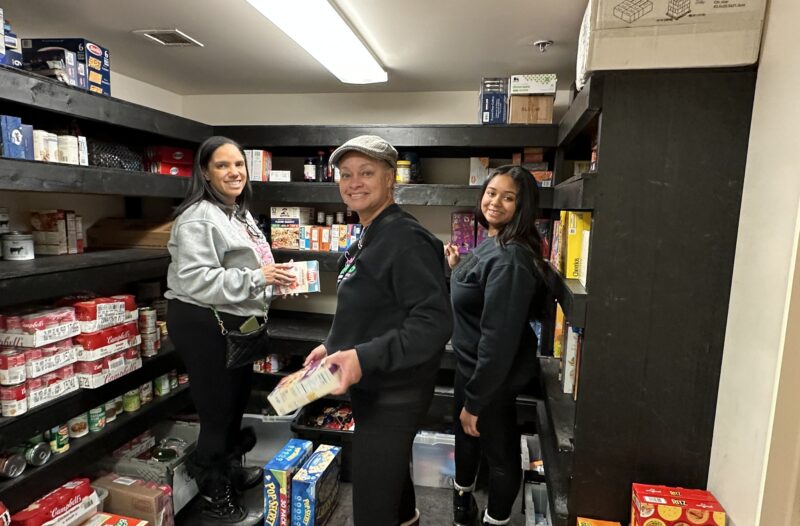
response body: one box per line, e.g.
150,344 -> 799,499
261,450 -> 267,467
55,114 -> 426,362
3,316 -> 21,334
138,307 -> 157,334
0,500 -> 10,526
0,349 -> 26,386
0,383 -> 27,417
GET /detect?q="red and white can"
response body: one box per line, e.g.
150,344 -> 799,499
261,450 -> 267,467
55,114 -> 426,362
0,383 -> 27,417
56,338 -> 73,349
26,376 -> 44,392
110,294 -> 137,312
41,372 -> 59,386
21,313 -> 50,334
24,348 -> 43,362
39,345 -> 58,358
0,349 -> 26,386
4,316 -> 22,334
138,307 -> 157,334
56,365 -> 74,379
140,330 -> 160,357
123,347 -> 140,362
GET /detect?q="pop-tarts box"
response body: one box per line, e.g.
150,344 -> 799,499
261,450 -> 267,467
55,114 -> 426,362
264,438 -> 313,526
22,38 -> 110,95
0,115 -> 25,159
291,444 -> 341,526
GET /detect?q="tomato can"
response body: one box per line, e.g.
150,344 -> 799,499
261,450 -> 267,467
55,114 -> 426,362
0,383 -> 27,417
0,349 -> 26,386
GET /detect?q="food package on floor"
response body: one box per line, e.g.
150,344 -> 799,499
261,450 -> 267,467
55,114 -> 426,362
10,478 -> 99,526
79,513 -> 149,526
291,444 -> 341,526
263,438 -> 314,526
274,260 -> 320,296
632,483 -> 726,525
267,360 -> 341,416
92,474 -> 173,526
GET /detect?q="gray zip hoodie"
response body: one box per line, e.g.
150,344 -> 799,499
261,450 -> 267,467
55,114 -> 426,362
165,199 -> 271,317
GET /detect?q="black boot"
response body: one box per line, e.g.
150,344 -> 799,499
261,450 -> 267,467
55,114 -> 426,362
230,456 -> 264,491
453,488 -> 479,526
199,477 -> 247,523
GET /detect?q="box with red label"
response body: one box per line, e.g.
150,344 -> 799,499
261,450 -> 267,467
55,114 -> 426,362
80,512 -> 150,526
72,297 -> 138,333
0,311 -> 79,348
28,374 -> 79,409
145,146 -> 193,165
77,354 -> 142,389
74,321 -> 141,361
148,162 -> 191,178
632,483 -> 726,526
30,209 -> 70,256
10,478 -> 98,526
26,347 -> 78,378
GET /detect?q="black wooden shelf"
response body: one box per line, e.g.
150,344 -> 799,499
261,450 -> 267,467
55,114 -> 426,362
0,249 -> 170,308
544,262 -> 587,329
553,173 -> 597,211
0,65 -> 211,142
272,250 -> 340,272
0,383 -> 192,513
0,158 -> 189,198
216,124 -> 558,155
558,77 -> 602,147
0,342 -> 182,450
538,357 -> 576,454
536,401 -> 570,526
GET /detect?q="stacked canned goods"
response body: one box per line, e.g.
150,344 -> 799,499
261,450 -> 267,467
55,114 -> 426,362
0,349 -> 27,417
138,307 -> 160,358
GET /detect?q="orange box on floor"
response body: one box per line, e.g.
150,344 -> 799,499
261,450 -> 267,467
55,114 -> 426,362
631,483 -> 726,526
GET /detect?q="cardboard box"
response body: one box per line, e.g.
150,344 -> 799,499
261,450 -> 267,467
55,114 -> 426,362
1,115 -> 25,159
480,93 -> 507,125
145,146 -> 193,165
87,218 -> 173,249
22,38 -> 111,95
563,211 -> 592,280
268,170 -> 291,182
509,73 -> 557,95
264,438 -> 314,526
291,444 -> 341,526
270,207 -> 315,226
271,226 -> 300,250
149,161 -> 191,178
508,95 -> 554,124
469,157 -> 489,186
581,0 -> 766,75
92,473 -> 173,526
23,48 -> 78,87
268,360 -> 341,416
577,518 -> 622,526
275,260 -> 321,296
0,320 -> 80,348
81,513 -> 150,526
631,483 -> 726,525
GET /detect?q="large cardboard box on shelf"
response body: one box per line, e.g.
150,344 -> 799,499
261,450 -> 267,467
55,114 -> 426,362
508,95 -> 554,124
21,38 -> 111,95
86,218 -> 173,249
581,0 -> 766,74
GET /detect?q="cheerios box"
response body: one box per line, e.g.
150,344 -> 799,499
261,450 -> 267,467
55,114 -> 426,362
291,444 -> 341,526
632,483 -> 726,526
264,438 -> 314,526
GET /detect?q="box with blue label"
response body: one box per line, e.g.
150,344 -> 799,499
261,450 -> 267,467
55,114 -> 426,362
291,444 -> 341,526
0,115 -> 25,159
22,38 -> 110,95
264,438 -> 314,526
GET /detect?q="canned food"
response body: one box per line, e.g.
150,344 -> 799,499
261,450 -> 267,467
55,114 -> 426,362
105,400 -> 117,423
0,383 -> 27,417
45,424 -> 70,453
39,346 -> 57,358
138,307 -> 157,334
4,316 -> 21,334
154,375 -> 170,397
25,442 -> 51,466
0,453 -> 26,478
67,414 -> 89,438
156,320 -> 168,338
23,348 -> 43,362
139,381 -> 153,404
2,232 -> 34,261
55,365 -> 74,379
21,313 -> 50,334
55,338 -> 73,349
123,390 -> 141,412
113,396 -> 124,415
88,406 -> 106,432
169,369 -> 178,390
26,377 -> 44,392
123,346 -> 141,361
0,349 -> 26,386
41,372 -> 59,386
178,373 -> 189,385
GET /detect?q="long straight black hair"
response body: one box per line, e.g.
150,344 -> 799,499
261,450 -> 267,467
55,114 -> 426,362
475,164 -> 545,271
172,136 -> 252,221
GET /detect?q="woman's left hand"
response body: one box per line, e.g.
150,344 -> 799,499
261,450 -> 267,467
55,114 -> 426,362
324,349 -> 362,395
460,407 -> 480,437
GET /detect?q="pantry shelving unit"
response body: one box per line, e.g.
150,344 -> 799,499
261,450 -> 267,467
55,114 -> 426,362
537,69 -> 757,525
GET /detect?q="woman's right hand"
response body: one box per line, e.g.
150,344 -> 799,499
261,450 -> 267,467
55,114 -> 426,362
261,262 -> 296,287
304,344 -> 328,366
444,243 -> 461,269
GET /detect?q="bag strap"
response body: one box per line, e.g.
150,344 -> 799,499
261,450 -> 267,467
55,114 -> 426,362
212,285 -> 271,335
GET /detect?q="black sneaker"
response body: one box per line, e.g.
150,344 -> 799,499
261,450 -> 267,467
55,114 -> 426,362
199,480 -> 248,524
453,488 -> 479,526
230,459 -> 263,491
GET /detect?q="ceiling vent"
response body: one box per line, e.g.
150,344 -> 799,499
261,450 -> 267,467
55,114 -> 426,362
133,29 -> 204,47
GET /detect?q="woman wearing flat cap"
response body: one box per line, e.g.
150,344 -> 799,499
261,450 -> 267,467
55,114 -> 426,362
304,135 -> 452,526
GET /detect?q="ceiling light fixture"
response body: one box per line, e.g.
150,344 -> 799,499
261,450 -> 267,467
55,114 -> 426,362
245,0 -> 387,84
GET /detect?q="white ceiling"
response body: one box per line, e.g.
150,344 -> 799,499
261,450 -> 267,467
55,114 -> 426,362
2,0 -> 587,95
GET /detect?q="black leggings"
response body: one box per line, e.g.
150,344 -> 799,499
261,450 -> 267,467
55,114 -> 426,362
454,369 -> 521,521
167,299 -> 253,474
350,379 -> 435,526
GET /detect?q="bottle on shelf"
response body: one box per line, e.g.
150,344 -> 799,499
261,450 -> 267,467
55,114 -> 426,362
345,207 -> 358,224
316,151 -> 327,183
304,158 -> 317,182
396,160 -> 412,184
316,211 -> 326,226
325,148 -> 335,183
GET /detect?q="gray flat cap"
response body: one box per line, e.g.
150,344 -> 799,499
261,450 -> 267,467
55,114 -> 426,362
329,135 -> 398,169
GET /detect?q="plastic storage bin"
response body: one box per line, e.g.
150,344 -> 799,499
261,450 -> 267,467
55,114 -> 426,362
291,398 -> 353,482
411,430 -> 455,488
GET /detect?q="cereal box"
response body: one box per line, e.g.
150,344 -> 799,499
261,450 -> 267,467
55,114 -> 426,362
264,438 -> 314,526
275,260 -> 320,296
451,212 -> 476,255
267,360 -> 340,416
632,483 -> 726,526
291,444 -> 341,526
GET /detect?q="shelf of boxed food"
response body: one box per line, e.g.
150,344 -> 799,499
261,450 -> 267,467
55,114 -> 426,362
0,342 -> 182,450
558,76 -> 603,148
272,249 -> 340,273
0,249 -> 171,308
0,158 -> 190,198
544,262 -> 587,329
535,401 -> 571,526
0,64 -> 212,142
552,172 -> 597,211
0,383 -> 192,513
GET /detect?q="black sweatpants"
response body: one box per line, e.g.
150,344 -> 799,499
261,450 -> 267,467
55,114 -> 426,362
454,369 -> 521,521
167,299 -> 254,477
350,377 -> 435,526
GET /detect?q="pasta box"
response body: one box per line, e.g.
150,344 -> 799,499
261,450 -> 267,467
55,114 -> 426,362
291,444 -> 341,526
21,38 -> 110,95
264,438 -> 314,526
632,483 -> 726,526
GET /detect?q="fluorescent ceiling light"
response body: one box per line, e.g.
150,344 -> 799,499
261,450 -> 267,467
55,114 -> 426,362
245,0 -> 387,84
